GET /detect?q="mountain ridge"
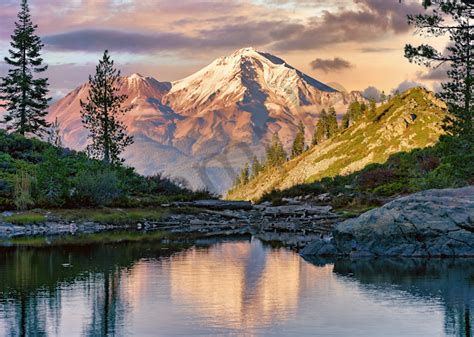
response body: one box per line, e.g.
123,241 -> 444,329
226,87 -> 448,201
48,47 -> 366,193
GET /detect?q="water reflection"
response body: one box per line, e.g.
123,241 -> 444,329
331,258 -> 474,337
0,238 -> 472,336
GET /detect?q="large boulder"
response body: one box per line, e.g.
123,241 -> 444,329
301,187 -> 474,257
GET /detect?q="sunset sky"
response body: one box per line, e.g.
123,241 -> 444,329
0,0 -> 449,100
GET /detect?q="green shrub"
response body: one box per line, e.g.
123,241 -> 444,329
372,181 -> 408,196
74,169 -> 121,206
14,170 -> 35,210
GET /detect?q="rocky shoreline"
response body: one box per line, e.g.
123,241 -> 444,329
301,187 -> 474,258
1,187 -> 473,257
0,200 -> 342,247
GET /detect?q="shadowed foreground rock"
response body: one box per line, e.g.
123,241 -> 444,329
301,186 -> 474,257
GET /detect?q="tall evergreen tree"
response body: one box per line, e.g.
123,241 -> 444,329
368,99 -> 377,119
0,0 -> 50,136
265,133 -> 287,167
313,109 -> 328,145
251,155 -> 263,178
291,121 -> 306,158
239,163 -> 250,185
326,107 -> 338,138
341,107 -> 351,130
80,50 -> 133,165
380,91 -> 387,103
348,101 -> 363,123
405,0 -> 473,140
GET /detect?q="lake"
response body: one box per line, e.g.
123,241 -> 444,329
0,236 -> 473,336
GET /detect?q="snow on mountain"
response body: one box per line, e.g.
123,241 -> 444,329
48,48 -> 365,193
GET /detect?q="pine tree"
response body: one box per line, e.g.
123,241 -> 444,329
326,107 -> 338,138
238,163 -> 250,185
80,50 -> 134,165
348,101 -> 363,122
251,155 -> 263,178
380,91 -> 387,103
47,117 -> 63,148
341,108 -> 351,130
405,0 -> 473,140
0,0 -> 50,136
291,121 -> 305,158
313,109 -> 328,145
265,133 -> 287,167
368,99 -> 377,119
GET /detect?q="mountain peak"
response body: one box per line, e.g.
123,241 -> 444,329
50,48 -> 364,192
224,47 -> 283,65
128,73 -> 145,80
231,47 -> 259,56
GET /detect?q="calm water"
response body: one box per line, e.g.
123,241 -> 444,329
0,237 -> 473,337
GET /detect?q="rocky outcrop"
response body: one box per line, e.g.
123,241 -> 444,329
301,187 -> 474,258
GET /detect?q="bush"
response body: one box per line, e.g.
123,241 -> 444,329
419,154 -> 441,172
356,168 -> 397,191
14,170 -> 35,210
74,169 -> 121,206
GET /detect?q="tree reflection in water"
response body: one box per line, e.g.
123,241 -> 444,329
0,238 -> 473,336
327,258 -> 474,337
0,240 -> 192,336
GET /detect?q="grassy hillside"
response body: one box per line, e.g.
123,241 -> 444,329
227,88 -> 451,202
259,136 -> 473,211
0,131 -> 212,211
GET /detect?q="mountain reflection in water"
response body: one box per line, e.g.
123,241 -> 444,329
0,237 -> 473,336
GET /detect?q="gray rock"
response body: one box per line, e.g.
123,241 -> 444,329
300,238 -> 339,256
302,187 -> 474,258
317,193 -> 331,202
171,200 -> 253,210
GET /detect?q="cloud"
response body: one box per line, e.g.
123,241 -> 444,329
359,47 -> 397,53
2,0 -> 423,55
272,0 -> 423,51
362,86 -> 382,101
392,80 -> 425,94
310,57 -> 353,73
42,20 -> 311,54
44,29 -> 197,52
416,64 -> 449,81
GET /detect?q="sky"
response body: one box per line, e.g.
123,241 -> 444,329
0,0 -> 449,100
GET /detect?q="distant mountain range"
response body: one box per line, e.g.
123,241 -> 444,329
226,88 -> 448,201
49,47 -> 365,193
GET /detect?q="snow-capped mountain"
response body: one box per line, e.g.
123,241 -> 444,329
48,47 -> 365,193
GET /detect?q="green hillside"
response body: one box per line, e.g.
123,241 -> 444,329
227,88 -> 458,202
0,131 -> 210,211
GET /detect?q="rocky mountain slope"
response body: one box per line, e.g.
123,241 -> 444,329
226,88 -> 448,201
48,47 -> 364,193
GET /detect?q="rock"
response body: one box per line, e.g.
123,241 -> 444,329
263,205 -> 333,217
281,197 -> 301,205
2,211 -> 13,217
300,237 -> 338,256
171,200 -> 253,210
301,187 -> 474,258
316,193 -> 331,202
